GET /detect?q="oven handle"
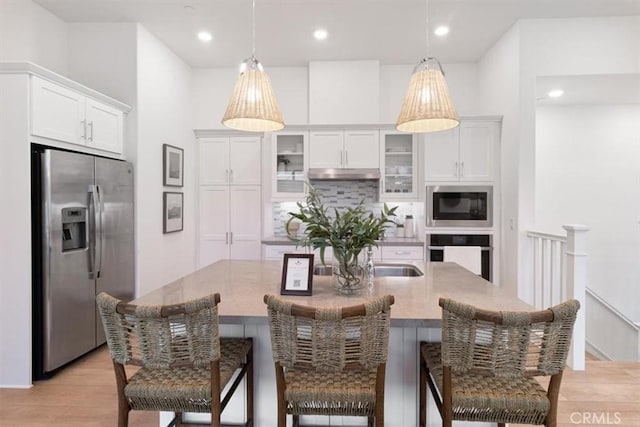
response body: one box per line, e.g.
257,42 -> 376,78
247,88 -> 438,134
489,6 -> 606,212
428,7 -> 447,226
428,245 -> 492,251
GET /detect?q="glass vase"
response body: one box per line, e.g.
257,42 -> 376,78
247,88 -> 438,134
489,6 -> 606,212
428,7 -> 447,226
332,249 -> 365,294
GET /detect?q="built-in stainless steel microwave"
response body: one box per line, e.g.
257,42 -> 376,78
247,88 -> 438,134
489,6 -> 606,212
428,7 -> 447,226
426,185 -> 493,227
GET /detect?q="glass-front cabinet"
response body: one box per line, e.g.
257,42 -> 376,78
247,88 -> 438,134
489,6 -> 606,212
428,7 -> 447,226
271,131 -> 308,199
380,130 -> 418,200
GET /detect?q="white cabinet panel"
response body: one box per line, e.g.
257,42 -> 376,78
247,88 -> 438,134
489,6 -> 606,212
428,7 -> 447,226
309,130 -> 379,169
197,186 -> 263,266
31,76 -> 125,154
309,131 -> 343,168
200,137 -> 261,186
459,122 -> 495,182
381,245 -> 424,261
424,128 -> 459,182
344,130 -> 379,168
229,186 -> 262,259
85,98 -> 123,153
424,120 -> 498,182
200,138 -> 230,185
199,186 -> 230,267
229,137 -> 262,185
31,76 -> 85,144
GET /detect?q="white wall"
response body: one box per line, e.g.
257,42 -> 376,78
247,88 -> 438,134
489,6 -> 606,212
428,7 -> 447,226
478,16 -> 640,302
136,25 -> 196,296
0,0 -> 68,75
535,104 -> 640,320
0,74 -> 32,387
67,23 -> 138,106
477,23 -> 521,297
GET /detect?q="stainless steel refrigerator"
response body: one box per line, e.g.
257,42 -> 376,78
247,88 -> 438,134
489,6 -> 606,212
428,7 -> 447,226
32,146 -> 134,379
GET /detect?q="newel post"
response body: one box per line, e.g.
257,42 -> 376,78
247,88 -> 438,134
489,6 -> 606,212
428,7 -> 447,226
563,224 -> 589,371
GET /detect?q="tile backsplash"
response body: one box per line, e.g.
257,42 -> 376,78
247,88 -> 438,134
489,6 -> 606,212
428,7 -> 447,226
272,180 -> 419,237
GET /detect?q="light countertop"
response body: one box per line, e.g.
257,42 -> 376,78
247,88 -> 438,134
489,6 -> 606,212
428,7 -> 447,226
131,260 -> 531,328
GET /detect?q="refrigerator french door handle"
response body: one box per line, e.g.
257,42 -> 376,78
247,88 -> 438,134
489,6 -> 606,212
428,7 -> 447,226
96,184 -> 105,277
88,185 -> 97,279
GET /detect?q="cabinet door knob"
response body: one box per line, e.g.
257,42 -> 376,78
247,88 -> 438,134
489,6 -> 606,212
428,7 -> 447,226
81,120 -> 87,139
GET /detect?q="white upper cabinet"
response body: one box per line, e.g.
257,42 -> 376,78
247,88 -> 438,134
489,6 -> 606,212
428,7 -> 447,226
309,130 -> 379,169
344,130 -> 379,168
380,130 -> 418,200
271,131 -> 309,199
458,121 -> 496,182
31,76 -> 124,154
424,120 -> 498,182
199,136 -> 261,186
84,98 -> 123,154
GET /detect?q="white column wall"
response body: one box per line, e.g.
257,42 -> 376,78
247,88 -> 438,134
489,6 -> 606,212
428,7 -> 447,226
478,16 -> 640,303
136,25 -> 197,296
535,105 -> 640,320
477,23 -> 522,297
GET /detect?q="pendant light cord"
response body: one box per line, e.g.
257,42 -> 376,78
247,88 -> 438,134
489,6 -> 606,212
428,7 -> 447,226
425,0 -> 429,58
252,0 -> 256,58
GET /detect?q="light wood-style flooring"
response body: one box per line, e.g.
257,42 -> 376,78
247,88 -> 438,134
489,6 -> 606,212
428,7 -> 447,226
0,347 -> 638,426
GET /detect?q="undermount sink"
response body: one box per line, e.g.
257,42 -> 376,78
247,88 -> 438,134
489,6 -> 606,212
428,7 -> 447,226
313,263 -> 423,277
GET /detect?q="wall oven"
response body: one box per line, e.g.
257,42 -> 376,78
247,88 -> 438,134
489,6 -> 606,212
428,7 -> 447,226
427,234 -> 492,282
426,185 -> 493,228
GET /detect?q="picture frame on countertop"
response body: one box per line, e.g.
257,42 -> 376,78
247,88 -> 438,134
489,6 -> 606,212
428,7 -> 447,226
163,192 -> 183,233
163,144 -> 184,187
280,254 -> 314,296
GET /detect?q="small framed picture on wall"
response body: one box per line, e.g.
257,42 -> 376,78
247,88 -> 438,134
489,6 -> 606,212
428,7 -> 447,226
163,192 -> 184,233
163,144 -> 184,187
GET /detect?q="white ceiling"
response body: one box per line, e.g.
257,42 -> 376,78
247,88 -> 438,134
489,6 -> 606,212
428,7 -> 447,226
34,0 -> 640,68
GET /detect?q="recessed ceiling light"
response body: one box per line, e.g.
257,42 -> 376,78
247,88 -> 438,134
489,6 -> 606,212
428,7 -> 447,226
548,89 -> 564,98
313,28 -> 328,40
197,31 -> 212,42
434,26 -> 449,37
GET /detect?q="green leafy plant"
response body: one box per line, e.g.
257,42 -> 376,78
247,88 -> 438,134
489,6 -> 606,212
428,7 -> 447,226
287,186 -> 397,288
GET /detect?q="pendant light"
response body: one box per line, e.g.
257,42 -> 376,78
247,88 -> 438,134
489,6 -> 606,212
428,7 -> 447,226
396,0 -> 459,133
222,0 -> 284,132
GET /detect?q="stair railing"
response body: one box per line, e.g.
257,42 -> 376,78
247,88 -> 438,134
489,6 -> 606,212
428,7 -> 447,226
526,225 -> 588,370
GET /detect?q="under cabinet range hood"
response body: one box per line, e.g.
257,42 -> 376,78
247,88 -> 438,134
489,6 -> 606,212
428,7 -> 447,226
307,168 -> 381,180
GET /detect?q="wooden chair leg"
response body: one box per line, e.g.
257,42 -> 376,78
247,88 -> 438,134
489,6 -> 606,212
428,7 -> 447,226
375,364 -> 385,427
419,345 -> 427,427
545,371 -> 564,427
367,416 -> 374,427
442,366 -> 453,427
113,361 -> 130,427
211,359 -> 222,427
275,364 -> 287,427
246,340 -> 254,426
498,423 -> 505,427
292,414 -> 300,427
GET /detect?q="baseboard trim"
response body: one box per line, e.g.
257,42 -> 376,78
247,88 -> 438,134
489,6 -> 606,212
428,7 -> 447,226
585,340 -> 613,361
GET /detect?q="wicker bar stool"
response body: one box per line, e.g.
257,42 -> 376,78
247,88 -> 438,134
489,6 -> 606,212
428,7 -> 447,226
419,298 -> 580,427
264,294 -> 395,427
96,292 -> 253,427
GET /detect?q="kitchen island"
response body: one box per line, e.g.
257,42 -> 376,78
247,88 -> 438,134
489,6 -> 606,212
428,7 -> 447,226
131,260 -> 531,427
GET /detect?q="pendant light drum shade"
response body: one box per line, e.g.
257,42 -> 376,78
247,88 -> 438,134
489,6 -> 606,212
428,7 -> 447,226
396,57 -> 459,133
222,56 -> 284,132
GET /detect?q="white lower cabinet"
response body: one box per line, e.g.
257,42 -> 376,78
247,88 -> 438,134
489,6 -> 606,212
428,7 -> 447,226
199,186 -> 261,267
263,244 -> 333,262
381,245 -> 424,261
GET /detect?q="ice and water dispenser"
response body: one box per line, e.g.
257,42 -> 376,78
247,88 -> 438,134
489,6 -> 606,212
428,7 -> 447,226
61,207 -> 87,252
